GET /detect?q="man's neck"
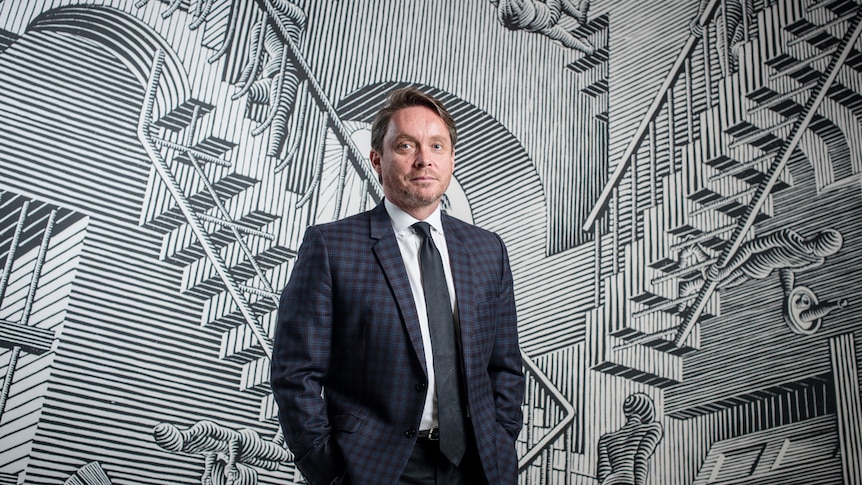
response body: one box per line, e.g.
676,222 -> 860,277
387,200 -> 441,221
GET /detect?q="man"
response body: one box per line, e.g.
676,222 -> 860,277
491,0 -> 595,54
271,87 -> 525,484
677,228 -> 844,305
153,419 -> 293,485
596,393 -> 663,485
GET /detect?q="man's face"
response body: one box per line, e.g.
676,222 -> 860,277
370,105 -> 455,218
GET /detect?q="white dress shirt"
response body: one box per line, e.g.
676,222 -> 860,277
383,199 -> 457,431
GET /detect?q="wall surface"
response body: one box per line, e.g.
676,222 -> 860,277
1,0 -> 860,484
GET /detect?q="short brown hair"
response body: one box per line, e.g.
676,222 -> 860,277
370,87 -> 457,153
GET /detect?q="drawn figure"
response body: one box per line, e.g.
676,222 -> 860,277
153,420 -> 293,485
234,0 -> 307,159
491,0 -> 595,54
679,228 -> 843,300
690,0 -> 754,76
597,393 -> 663,485
712,228 -> 841,290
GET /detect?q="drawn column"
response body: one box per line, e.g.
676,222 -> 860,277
829,332 -> 862,484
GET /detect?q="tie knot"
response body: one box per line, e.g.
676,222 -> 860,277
413,221 -> 433,240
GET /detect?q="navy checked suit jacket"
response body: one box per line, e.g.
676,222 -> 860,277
271,201 -> 525,485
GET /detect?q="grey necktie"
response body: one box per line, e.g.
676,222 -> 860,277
413,222 -> 466,465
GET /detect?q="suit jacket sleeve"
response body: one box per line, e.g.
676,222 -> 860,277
490,235 -> 525,440
271,225 -> 345,485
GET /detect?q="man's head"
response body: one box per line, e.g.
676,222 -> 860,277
808,228 -> 843,257
369,87 -> 457,219
623,393 -> 655,424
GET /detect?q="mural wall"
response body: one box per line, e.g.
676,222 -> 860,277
1,0 -> 860,483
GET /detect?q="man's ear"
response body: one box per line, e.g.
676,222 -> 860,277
369,150 -> 382,173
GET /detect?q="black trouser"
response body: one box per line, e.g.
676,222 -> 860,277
397,432 -> 486,485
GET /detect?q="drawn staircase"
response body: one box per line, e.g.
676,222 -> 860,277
569,13 -> 611,123
588,0 -> 862,395
137,52 -> 288,423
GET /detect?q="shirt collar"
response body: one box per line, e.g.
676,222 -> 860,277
384,199 -> 444,236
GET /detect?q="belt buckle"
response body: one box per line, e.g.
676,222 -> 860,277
428,427 -> 439,440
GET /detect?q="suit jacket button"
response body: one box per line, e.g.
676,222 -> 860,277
405,427 -> 416,438
415,383 -> 426,392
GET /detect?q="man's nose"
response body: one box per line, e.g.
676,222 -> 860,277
415,146 -> 432,167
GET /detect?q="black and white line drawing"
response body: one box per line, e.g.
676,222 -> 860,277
153,420 -> 293,485
1,0 -> 860,483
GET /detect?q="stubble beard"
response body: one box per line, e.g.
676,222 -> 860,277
396,185 -> 444,212
384,169 -> 451,213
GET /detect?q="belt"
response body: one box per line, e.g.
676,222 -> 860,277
417,427 -> 440,440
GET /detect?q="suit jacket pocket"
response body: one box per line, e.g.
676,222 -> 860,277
331,412 -> 362,433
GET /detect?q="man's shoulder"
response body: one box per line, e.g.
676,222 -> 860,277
442,214 -> 510,261
299,210 -> 377,261
315,211 -> 366,228
310,207 -> 378,235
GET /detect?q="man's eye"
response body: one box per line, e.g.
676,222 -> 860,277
398,143 -> 412,150
432,143 -> 443,150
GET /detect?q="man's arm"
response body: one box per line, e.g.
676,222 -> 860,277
271,226 -> 345,485
596,435 -> 612,482
489,235 -> 526,439
633,424 -> 664,485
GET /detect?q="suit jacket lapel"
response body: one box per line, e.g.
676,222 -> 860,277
369,203 -> 428,376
